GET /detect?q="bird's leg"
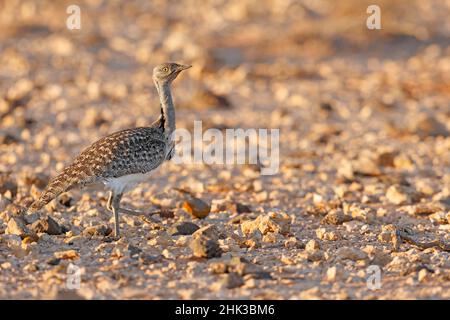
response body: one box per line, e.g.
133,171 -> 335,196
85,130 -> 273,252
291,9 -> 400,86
106,191 -> 113,211
110,192 -> 123,238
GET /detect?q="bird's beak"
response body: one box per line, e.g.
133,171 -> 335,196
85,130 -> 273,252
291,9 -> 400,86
178,64 -> 192,71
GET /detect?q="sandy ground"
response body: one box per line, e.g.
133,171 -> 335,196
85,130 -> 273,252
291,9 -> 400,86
0,0 -> 449,299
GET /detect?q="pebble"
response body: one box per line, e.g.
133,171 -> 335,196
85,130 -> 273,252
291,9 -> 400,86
386,185 -> 419,205
325,266 -> 342,282
335,247 -> 368,261
189,236 -> 222,258
241,211 -> 291,236
82,225 -> 112,237
54,250 -> 79,260
167,221 -> 200,236
6,216 -> 35,239
182,197 -> 211,219
305,239 -> 320,252
221,272 -> 244,289
30,216 -> 63,235
139,253 -> 163,265
417,268 -> 428,282
192,224 -> 221,241
0,174 -> 18,198
315,228 -> 340,241
321,209 -> 349,225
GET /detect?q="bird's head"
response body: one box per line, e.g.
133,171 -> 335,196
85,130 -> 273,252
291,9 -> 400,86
152,62 -> 191,85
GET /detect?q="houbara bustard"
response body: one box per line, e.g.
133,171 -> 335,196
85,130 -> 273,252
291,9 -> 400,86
28,63 -> 191,238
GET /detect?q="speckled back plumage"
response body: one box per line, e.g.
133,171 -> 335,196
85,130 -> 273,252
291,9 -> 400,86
28,119 -> 172,213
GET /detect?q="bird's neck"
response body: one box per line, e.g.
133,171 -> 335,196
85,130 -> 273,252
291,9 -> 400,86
155,81 -> 175,135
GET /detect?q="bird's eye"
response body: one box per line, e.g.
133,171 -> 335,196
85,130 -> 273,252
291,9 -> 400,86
162,67 -> 169,72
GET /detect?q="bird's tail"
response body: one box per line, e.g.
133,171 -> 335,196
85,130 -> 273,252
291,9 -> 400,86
27,171 -> 75,213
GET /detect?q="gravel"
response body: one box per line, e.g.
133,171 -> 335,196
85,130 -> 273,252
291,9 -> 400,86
0,0 -> 449,300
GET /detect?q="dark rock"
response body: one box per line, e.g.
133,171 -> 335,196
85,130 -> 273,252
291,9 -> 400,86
228,256 -> 272,279
47,258 -> 61,265
0,132 -> 20,145
58,194 -> 72,207
0,174 -> 18,198
190,236 -> 222,258
192,224 -> 221,241
182,197 -> 211,219
222,272 -> 244,289
23,212 -> 40,224
139,253 -> 163,265
6,216 -> 35,238
127,244 -> 142,258
30,216 -> 63,235
168,221 -> 200,236
21,172 -> 49,189
82,225 -> 112,237
321,209 -> 350,225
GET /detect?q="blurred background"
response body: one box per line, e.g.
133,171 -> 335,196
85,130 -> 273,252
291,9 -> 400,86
0,0 -> 449,184
0,0 -> 450,300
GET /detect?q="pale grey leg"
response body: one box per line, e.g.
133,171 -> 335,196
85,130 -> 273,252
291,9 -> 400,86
106,191 -> 113,211
110,192 -> 123,238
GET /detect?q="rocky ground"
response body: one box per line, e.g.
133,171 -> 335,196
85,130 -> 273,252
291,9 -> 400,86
0,0 -> 449,299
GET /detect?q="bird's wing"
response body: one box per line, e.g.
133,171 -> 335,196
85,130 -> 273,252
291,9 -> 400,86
28,127 -> 167,213
76,127 -> 168,180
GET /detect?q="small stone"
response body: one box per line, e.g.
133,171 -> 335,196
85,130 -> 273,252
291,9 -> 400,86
182,197 -> 211,219
225,202 -> 252,214
315,228 -> 340,241
82,225 -> 112,237
262,232 -> 281,243
221,272 -> 244,289
377,151 -> 396,167
0,174 -> 18,198
306,250 -> 325,262
343,220 -> 364,232
192,224 -> 220,241
6,216 -> 35,239
30,216 -> 63,235
209,261 -> 228,274
321,209 -> 349,225
23,213 -> 40,224
284,237 -> 301,248
65,235 -> 85,245
168,221 -> 200,236
386,185 -> 419,205
409,114 -> 449,138
54,249 -> 79,260
418,268 -> 428,282
189,236 -> 222,258
47,258 -> 61,266
21,172 -> 49,189
326,266 -> 342,282
127,244 -> 142,258
336,247 -> 368,261
58,194 -> 72,207
23,263 -> 38,272
138,253 -> 162,265
305,239 -> 320,252
226,256 -> 271,278
148,232 -> 173,246
241,211 -> 291,236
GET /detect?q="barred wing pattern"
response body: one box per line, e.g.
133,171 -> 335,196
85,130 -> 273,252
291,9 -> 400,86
28,126 -> 168,213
